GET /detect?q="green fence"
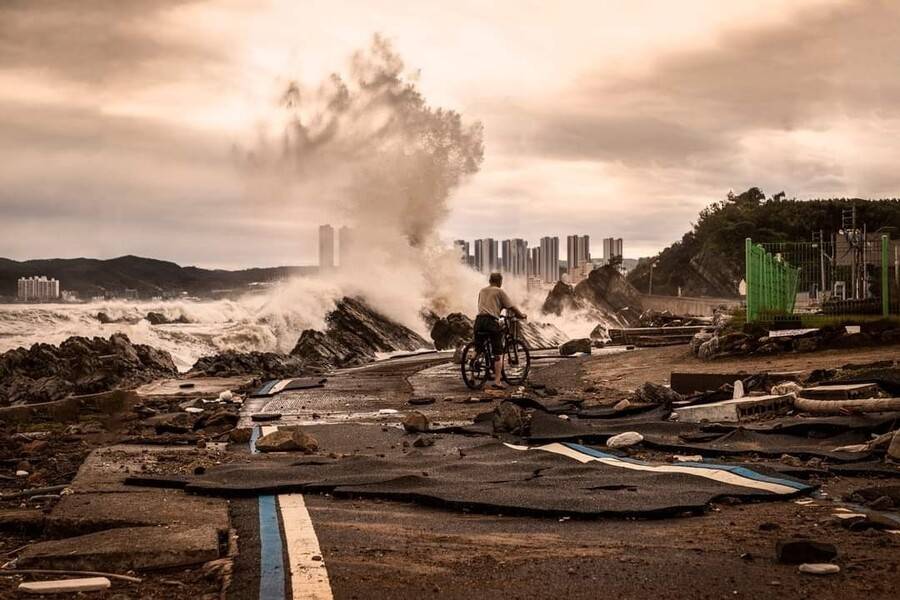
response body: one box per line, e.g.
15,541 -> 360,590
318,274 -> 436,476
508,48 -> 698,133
745,239 -> 801,322
745,235 -> 898,323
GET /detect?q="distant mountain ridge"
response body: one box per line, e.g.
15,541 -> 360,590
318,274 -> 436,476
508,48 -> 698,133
0,255 -> 316,298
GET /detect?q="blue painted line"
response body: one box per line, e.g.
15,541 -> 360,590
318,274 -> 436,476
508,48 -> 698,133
251,424 -> 287,600
562,443 -> 811,491
258,495 -> 286,600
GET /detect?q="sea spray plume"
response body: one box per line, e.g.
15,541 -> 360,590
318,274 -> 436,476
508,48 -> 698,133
244,35 -> 486,331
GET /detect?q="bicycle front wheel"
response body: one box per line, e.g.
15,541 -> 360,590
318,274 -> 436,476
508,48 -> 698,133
502,339 -> 531,385
461,341 -> 490,390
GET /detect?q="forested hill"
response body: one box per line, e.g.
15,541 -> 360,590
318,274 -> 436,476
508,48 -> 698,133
0,255 -> 316,298
626,189 -> 900,298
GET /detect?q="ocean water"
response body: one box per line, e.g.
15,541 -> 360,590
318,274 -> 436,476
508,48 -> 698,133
0,297 -> 328,372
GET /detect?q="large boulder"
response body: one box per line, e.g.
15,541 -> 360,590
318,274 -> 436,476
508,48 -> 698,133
541,281 -> 579,316
290,297 -> 431,370
430,313 -> 474,351
559,338 -> 592,356
573,266 -> 643,318
255,428 -> 319,453
189,351 -> 306,379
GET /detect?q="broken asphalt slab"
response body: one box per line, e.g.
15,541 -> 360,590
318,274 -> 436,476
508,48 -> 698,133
127,439 -> 815,518
17,525 -> 222,571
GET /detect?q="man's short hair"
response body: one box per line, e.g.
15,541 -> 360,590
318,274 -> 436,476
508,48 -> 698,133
489,272 -> 503,286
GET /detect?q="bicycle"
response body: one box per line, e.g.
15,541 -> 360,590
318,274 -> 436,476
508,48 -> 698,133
460,313 -> 531,389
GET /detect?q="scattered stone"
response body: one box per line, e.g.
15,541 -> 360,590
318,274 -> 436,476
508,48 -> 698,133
613,400 -> 631,411
776,539 -> 837,564
409,397 -> 436,406
218,390 -> 233,401
402,412 -> 430,433
412,437 -> 435,448
229,428 -> 253,444
607,431 -> 644,448
759,522 -> 780,532
559,338 -> 592,356
492,402 -> 530,436
632,382 -> 682,408
185,407 -> 204,414
798,563 -> 840,575
251,413 -> 282,422
255,428 -> 319,453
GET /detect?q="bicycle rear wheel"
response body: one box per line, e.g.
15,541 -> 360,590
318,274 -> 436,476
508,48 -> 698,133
502,339 -> 531,385
461,341 -> 490,390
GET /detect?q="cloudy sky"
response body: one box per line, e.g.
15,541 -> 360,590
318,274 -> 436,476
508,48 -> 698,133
2,0 -> 899,268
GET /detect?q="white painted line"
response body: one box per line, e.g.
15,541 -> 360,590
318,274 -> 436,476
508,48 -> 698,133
261,425 -> 279,436
510,443 -> 800,495
279,493 -> 333,600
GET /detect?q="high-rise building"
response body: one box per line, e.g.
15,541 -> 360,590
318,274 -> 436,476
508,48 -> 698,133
602,237 -> 624,261
338,226 -> 353,266
17,276 -> 60,301
539,237 -> 560,283
501,239 -> 528,277
474,238 -> 498,273
453,240 -> 471,265
318,225 -> 335,271
529,246 -> 542,279
567,235 -> 591,273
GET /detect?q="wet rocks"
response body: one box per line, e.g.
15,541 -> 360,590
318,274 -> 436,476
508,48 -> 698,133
145,312 -> 190,325
402,411 -> 430,433
291,297 -> 431,370
255,428 -> 319,453
559,338 -> 592,356
631,382 -> 682,408
430,313 -> 473,351
775,539 -> 837,564
189,351 -> 307,379
0,333 -> 177,406
542,281 -> 578,316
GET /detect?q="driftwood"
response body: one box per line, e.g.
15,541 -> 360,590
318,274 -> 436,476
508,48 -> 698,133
793,396 -> 900,415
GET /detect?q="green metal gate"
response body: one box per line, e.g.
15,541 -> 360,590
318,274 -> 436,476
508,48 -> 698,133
745,235 -> 898,323
745,239 -> 800,322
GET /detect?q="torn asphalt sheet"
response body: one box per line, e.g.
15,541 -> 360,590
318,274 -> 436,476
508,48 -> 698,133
126,441 -> 814,518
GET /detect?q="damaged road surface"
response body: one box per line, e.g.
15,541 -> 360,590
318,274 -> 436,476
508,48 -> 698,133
131,437 -> 814,517
4,347 -> 900,599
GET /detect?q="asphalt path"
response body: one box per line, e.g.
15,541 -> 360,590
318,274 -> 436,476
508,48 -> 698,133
228,352 -> 900,600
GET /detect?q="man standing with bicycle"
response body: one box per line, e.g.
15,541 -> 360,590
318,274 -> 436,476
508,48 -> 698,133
475,272 -> 527,389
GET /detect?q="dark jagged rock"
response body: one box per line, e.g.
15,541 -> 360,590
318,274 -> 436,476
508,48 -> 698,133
189,351 -> 307,379
541,281 -> 578,316
145,312 -> 190,325
290,297 -> 431,370
540,266 -> 642,327
0,333 -> 177,406
632,382 -> 682,409
430,313 -> 474,350
574,266 -> 643,316
559,338 -> 592,356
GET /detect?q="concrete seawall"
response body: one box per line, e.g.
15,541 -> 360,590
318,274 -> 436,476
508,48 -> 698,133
640,294 -> 740,316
